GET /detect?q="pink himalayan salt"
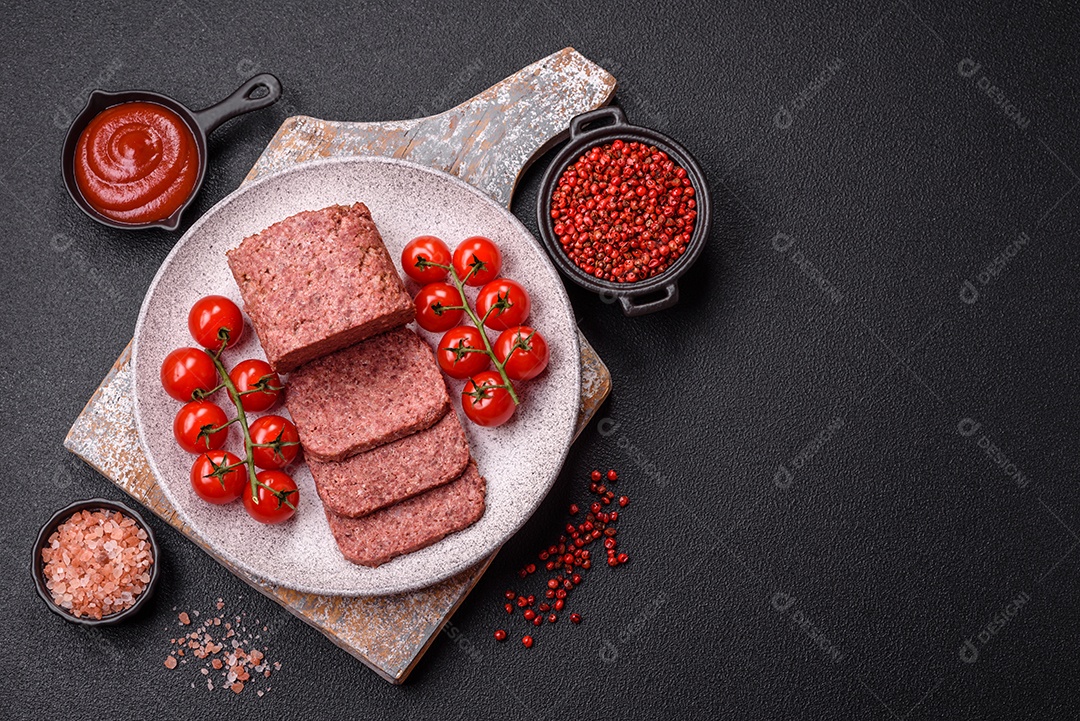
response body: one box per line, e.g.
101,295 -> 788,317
41,509 -> 153,620
164,602 -> 280,697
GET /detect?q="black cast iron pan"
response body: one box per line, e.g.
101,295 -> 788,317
536,106 -> 711,316
61,73 -> 282,231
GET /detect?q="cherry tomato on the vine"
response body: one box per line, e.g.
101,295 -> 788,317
248,415 -> 300,470
190,450 -> 245,504
437,325 -> 492,379
414,282 -> 465,332
229,359 -> 282,412
173,400 -> 230,454
475,278 -> 531,331
452,236 -> 502,286
188,295 -> 245,350
461,370 -> 516,427
401,235 -> 451,284
245,470 -> 298,524
494,326 -> 549,381
161,347 -> 219,402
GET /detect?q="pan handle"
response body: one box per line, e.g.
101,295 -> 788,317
193,74 -> 282,136
569,106 -> 628,139
618,283 -> 680,316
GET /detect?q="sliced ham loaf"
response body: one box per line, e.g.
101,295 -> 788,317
285,328 -> 451,462
310,410 -> 470,518
226,203 -> 414,374
325,461 -> 486,567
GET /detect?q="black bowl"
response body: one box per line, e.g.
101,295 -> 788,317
536,106 -> 711,316
33,498 -> 161,626
61,74 -> 281,231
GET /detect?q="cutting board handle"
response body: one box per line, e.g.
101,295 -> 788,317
244,47 -> 618,209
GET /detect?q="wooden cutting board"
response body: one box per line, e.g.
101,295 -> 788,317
64,47 -> 614,684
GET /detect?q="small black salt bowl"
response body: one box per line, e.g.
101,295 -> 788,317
33,498 -> 161,626
536,106 -> 711,316
61,73 -> 282,232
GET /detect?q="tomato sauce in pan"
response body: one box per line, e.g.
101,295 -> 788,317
74,101 -> 199,224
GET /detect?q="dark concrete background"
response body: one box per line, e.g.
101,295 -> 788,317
3,1 -> 1079,718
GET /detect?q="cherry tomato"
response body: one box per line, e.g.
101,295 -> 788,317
475,279 -> 531,331
161,347 -> 219,402
461,370 -> 516,427
245,470 -> 298,524
437,326 -> 492,379
188,295 -> 245,350
190,450 -> 245,504
414,282 -> 465,332
401,235 -> 451,284
173,400 -> 230,454
229,359 -> 282,412
452,236 -> 502,286
248,415 -> 300,470
494,326 -> 550,381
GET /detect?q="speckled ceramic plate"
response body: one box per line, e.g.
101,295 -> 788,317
132,157 -> 580,596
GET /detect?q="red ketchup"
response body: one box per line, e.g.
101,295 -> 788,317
74,101 -> 199,224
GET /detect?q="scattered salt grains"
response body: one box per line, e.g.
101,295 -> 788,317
41,509 -> 153,620
162,600 -> 280,697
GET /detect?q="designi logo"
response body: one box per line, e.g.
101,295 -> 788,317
958,638 -> 979,664
960,233 -> 1031,305
771,591 -> 796,612
957,417 -> 1029,488
957,417 -> 982,437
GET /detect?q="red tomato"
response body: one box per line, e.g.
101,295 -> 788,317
190,451 -> 245,504
461,370 -> 516,427
494,326 -> 550,381
437,326 -> 492,379
173,400 -> 230,454
475,279 -> 531,331
245,470 -> 298,524
229,359 -> 282,412
452,236 -> 502,286
414,282 -> 465,332
161,347 -> 219,402
188,295 -> 245,350
248,415 -> 300,470
401,235 -> 451,283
